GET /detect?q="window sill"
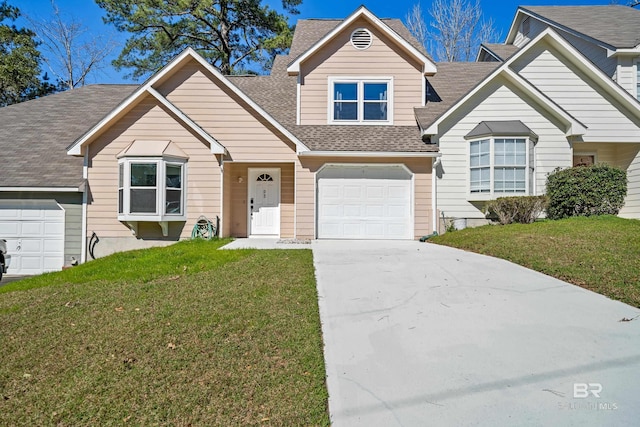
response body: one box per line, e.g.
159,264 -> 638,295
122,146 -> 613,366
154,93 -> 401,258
119,216 -> 186,237
328,121 -> 393,126
467,193 -> 529,201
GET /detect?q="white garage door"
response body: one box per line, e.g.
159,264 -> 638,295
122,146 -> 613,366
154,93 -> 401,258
317,165 -> 413,239
0,200 -> 65,275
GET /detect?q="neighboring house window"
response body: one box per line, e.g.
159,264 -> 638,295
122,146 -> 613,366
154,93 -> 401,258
329,77 -> 392,124
117,158 -> 186,221
469,137 -> 532,196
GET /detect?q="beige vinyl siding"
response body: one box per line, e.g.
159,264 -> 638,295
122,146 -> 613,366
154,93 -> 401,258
298,17 -> 424,126
87,95 -> 221,240
296,156 -> 433,239
436,80 -> 570,220
158,60 -> 299,163
514,44 -> 640,143
617,143 -> 640,217
514,15 -> 546,47
222,163 -> 295,238
0,192 -> 82,266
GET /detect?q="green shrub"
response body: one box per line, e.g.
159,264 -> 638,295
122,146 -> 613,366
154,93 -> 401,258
486,196 -> 547,225
546,164 -> 627,220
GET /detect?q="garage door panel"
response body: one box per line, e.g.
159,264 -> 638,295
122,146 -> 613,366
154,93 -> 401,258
317,165 -> 413,240
0,200 -> 65,275
20,222 -> 44,236
0,222 -> 20,235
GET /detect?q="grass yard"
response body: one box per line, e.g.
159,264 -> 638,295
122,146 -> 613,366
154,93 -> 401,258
0,239 -> 328,426
431,216 -> 640,308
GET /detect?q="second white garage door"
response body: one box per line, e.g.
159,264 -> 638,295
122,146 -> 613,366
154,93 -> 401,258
317,165 -> 413,239
0,200 -> 65,275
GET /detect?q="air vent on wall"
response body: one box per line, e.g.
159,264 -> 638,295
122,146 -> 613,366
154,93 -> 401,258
351,28 -> 372,50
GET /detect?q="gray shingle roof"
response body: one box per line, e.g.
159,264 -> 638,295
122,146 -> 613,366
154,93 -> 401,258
521,5 -> 640,49
480,43 -> 520,61
465,120 -> 538,140
415,62 -> 499,131
0,85 -> 136,188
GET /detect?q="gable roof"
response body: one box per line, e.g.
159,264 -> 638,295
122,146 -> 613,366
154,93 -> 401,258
477,43 -> 521,62
287,5 -> 437,75
417,29 -> 605,138
229,62 -> 436,153
508,6 -> 640,50
0,85 -> 135,189
67,48 -> 310,156
414,62 -> 499,130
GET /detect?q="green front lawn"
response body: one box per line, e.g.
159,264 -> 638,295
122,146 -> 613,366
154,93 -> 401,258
0,240 -> 328,426
431,216 -> 640,307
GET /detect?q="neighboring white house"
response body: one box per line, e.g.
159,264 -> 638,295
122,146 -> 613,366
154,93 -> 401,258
424,5 -> 640,227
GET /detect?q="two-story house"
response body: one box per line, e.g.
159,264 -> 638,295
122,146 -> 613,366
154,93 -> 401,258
1,5 -> 639,273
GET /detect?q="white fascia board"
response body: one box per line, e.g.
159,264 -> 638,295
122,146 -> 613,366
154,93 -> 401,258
68,48 -> 309,156
423,64 -> 586,137
507,8 -> 616,52
67,49 -> 198,156
0,187 -> 82,192
184,49 -> 311,153
504,9 -> 524,45
476,44 -> 502,62
501,68 -> 587,136
607,46 -> 640,57
287,6 -> 437,76
146,87 -> 226,155
533,28 -> 640,117
299,151 -> 441,158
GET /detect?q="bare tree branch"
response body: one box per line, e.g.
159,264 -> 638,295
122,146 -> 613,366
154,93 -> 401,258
28,0 -> 117,90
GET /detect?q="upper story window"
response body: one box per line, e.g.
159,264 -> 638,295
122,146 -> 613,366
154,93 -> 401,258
116,140 -> 188,223
329,77 -> 393,124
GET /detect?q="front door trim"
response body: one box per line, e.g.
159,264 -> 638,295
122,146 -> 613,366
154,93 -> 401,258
248,168 -> 281,237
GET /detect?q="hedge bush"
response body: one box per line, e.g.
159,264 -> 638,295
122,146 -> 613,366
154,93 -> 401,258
486,196 -> 547,225
546,164 -> 627,220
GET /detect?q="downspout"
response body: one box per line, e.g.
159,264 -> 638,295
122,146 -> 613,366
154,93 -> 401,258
421,156 -> 441,242
80,149 -> 89,263
431,156 -> 441,233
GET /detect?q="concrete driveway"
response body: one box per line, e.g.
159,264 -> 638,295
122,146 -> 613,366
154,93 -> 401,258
312,240 -> 640,426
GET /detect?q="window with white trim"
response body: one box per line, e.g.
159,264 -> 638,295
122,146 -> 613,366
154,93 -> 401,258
469,137 -> 533,196
330,78 -> 392,124
117,158 -> 186,221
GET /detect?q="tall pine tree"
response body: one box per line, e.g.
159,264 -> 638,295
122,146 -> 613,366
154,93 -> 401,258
96,0 -> 302,78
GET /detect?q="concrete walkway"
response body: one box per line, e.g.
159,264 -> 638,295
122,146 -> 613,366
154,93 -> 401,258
312,240 -> 640,426
219,237 -> 310,250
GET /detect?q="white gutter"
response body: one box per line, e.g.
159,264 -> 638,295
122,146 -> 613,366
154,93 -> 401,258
299,151 -> 441,158
432,157 -> 441,234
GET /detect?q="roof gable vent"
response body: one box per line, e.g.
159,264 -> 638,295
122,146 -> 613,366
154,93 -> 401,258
351,28 -> 372,50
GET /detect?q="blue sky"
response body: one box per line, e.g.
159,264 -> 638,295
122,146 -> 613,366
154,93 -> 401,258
13,0 -> 618,84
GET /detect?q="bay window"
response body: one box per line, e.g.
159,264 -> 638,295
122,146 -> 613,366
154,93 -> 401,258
118,158 -> 186,221
330,77 -> 392,124
469,137 -> 533,197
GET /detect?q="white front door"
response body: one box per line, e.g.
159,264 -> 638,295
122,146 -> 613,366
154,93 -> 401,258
248,169 -> 280,236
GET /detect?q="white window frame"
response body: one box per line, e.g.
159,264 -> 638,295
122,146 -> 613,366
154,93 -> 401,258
468,136 -> 533,200
118,157 -> 187,222
328,76 -> 394,125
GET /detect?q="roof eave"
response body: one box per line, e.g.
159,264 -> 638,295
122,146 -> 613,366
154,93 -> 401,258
299,150 -> 440,158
